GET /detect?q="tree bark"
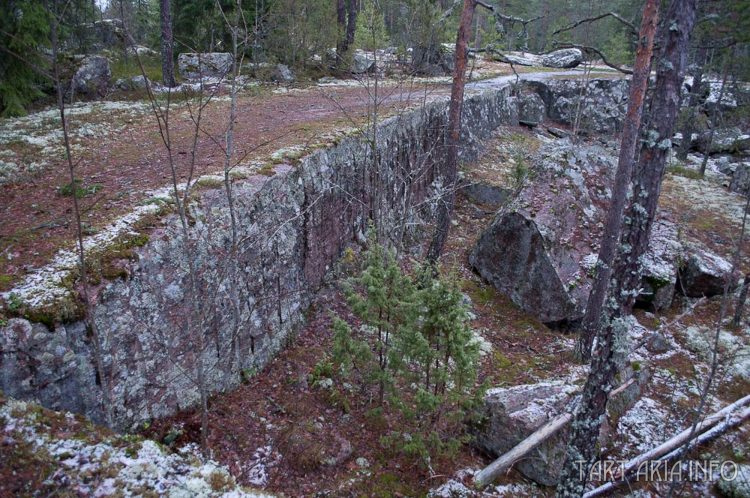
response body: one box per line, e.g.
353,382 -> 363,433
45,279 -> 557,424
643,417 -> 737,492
160,0 -> 176,87
426,0 -> 477,264
575,0 -> 659,361
556,0 -> 697,495
733,272 -> 750,327
676,46 -> 706,160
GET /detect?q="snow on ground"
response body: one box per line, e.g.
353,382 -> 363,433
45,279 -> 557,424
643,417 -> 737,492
0,397 -> 273,497
0,100 -> 152,185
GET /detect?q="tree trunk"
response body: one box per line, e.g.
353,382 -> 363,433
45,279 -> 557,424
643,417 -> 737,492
336,0 -> 347,55
575,0 -> 659,361
556,0 -> 697,495
676,46 -> 706,160
345,0 -> 357,49
700,53 -> 731,176
426,0 -> 477,265
733,273 -> 750,327
160,0 -> 176,87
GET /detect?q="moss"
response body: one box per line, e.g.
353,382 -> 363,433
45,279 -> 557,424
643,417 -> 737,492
667,164 -> 703,180
208,471 -> 233,491
257,164 -> 277,177
195,176 -> 225,189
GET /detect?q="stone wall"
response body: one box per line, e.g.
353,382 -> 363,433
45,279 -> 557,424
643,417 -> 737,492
1,84 -> 517,429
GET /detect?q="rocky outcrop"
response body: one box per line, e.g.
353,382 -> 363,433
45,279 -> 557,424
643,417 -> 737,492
695,127 -> 750,155
524,78 -> 630,135
71,56 -> 111,98
178,52 -> 233,80
541,48 -> 583,69
469,141 -> 680,325
1,83 -> 520,429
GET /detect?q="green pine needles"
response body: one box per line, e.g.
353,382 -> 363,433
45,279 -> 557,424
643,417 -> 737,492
323,231 -> 485,465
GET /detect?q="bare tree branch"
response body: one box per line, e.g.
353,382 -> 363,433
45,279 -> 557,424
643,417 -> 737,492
552,11 -> 636,36
554,42 -> 634,74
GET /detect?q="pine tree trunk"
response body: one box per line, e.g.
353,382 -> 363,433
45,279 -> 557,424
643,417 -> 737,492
336,0 -> 347,56
676,46 -> 706,160
426,0 -> 476,264
575,0 -> 659,361
160,0 -> 176,87
733,273 -> 750,327
556,0 -> 697,495
345,0 -> 358,49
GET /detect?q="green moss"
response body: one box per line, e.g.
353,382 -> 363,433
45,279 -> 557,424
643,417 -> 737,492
257,164 -> 277,177
667,164 -> 703,180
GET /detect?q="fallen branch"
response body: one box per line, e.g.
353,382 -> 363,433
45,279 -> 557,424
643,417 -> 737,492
474,375 -> 645,488
474,412 -> 573,488
584,394 -> 750,497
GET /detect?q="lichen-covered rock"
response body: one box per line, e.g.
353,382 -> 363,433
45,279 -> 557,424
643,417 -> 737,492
178,52 -> 233,80
352,52 -> 376,74
0,396 -> 272,497
116,75 -> 151,91
718,463 -> 750,498
678,244 -> 736,297
469,140 -> 680,325
475,381 -> 580,486
541,48 -> 583,69
518,93 -> 546,126
71,55 -> 111,97
524,79 -> 630,135
460,182 -> 511,209
696,127 -> 750,155
271,64 -> 295,83
730,162 -> 750,194
1,82 -> 520,429
475,367 -> 648,487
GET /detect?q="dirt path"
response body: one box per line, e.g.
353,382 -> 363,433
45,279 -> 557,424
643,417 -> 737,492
0,68 -> 616,291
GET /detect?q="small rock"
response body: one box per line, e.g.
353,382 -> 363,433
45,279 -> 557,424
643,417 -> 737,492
646,332 -> 670,354
355,457 -> 369,468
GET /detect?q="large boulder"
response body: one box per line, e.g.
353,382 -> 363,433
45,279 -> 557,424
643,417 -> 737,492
475,367 -> 650,487
541,48 -> 583,69
469,140 -> 680,325
352,52 -> 376,74
677,244 -> 736,297
71,55 -> 111,98
476,381 -> 580,486
178,52 -> 233,80
517,93 -> 546,127
460,182 -> 511,210
494,52 -> 540,66
524,79 -> 630,135
695,127 -> 750,155
730,162 -> 750,194
271,64 -> 295,83
411,45 -> 454,75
